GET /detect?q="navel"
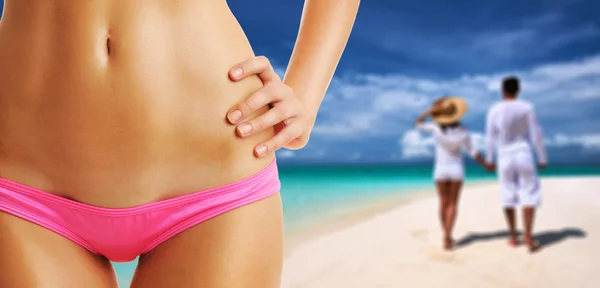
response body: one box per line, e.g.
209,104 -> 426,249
106,37 -> 112,55
106,30 -> 112,56
96,28 -> 113,66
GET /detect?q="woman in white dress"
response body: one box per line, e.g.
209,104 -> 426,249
415,97 -> 491,250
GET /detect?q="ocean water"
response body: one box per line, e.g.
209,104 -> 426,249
113,164 -> 600,286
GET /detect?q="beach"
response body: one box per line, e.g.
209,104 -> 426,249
281,177 -> 600,288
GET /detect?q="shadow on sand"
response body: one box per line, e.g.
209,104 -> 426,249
454,227 -> 587,251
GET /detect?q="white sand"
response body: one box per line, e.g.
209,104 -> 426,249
281,177 -> 600,288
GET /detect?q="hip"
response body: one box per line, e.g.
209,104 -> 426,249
433,163 -> 465,181
0,107 -> 276,208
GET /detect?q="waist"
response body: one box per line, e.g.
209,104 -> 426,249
0,121 -> 276,208
435,149 -> 463,165
435,160 -> 463,167
0,0 -> 277,207
497,141 -> 531,156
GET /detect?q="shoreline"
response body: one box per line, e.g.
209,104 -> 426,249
284,187 -> 431,254
282,175 -> 599,252
284,180 -> 495,254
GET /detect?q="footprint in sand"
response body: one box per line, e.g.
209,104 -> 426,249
410,230 -> 429,240
428,251 -> 465,265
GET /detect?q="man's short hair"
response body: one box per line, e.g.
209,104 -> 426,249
502,76 -> 520,95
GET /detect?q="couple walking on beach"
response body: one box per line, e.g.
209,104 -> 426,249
415,76 -> 547,252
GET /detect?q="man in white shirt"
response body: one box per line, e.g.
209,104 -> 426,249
485,76 -> 547,252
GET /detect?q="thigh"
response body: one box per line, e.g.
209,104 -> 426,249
447,181 -> 463,204
497,157 -> 518,207
435,181 -> 450,203
130,192 -> 284,288
0,211 -> 117,288
514,152 -> 541,206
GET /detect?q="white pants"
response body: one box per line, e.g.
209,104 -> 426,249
497,150 -> 541,208
434,163 -> 464,181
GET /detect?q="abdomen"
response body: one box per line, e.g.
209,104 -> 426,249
0,0 -> 275,207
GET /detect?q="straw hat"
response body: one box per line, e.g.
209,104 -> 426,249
431,96 -> 469,125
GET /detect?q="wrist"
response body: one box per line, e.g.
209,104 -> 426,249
307,113 -> 318,132
298,97 -> 319,127
426,108 -> 437,117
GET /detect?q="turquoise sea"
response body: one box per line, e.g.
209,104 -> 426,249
113,164 -> 600,286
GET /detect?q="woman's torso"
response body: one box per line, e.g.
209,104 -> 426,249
0,0 -> 275,208
434,126 -> 469,167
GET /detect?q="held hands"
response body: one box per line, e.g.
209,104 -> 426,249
538,163 -> 547,170
226,56 -> 313,157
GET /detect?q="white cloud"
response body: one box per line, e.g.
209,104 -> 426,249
272,52 -> 599,163
533,54 -> 600,81
471,21 -> 599,59
399,129 -> 435,159
546,133 -> 600,150
373,90 -> 429,113
304,53 -> 600,140
399,129 -> 600,160
311,112 -> 379,137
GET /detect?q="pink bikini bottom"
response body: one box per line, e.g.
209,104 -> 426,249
0,160 -> 280,262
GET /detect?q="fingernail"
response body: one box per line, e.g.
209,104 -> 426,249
228,110 -> 242,123
255,145 -> 267,156
237,123 -> 252,136
231,68 -> 243,79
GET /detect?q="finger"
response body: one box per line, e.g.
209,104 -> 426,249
284,136 -> 308,150
226,84 -> 286,124
229,56 -> 279,83
254,123 -> 303,157
236,104 -> 296,137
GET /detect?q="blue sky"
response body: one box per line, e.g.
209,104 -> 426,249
1,1 -> 599,164
229,0 -> 600,165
